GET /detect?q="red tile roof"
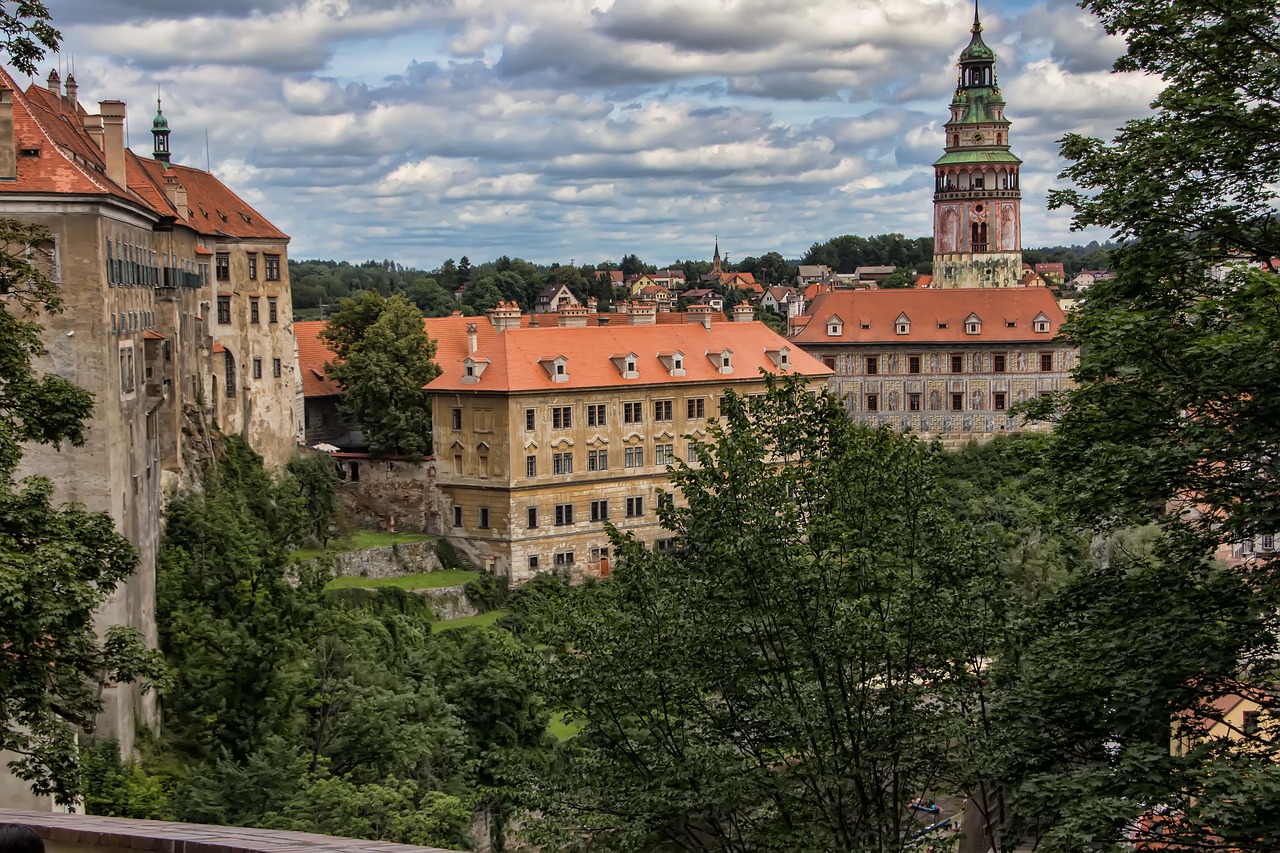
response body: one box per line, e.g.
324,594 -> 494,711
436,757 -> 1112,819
295,320 -> 343,397
790,288 -> 1066,344
0,69 -> 286,241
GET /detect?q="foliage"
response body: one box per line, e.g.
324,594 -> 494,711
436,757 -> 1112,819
287,453 -> 341,546
0,220 -> 165,805
1010,0 -> 1280,847
81,739 -> 172,820
879,267 -> 915,289
521,376 -> 1009,851
463,571 -> 509,612
0,1 -> 59,76
803,232 -> 933,273
323,294 -> 441,457
736,251 -> 794,286
325,569 -> 479,591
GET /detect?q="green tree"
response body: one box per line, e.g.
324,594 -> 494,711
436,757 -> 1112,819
0,1 -> 59,76
754,250 -> 795,286
522,376 -> 1008,851
287,453 -> 341,547
1011,0 -> 1280,847
323,295 -> 441,458
879,267 -> 914,289
0,220 -> 164,805
404,277 -> 456,317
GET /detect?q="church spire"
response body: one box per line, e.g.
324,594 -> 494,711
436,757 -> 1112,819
712,236 -> 722,275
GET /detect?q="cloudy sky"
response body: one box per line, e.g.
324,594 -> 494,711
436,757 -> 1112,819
46,0 -> 1161,267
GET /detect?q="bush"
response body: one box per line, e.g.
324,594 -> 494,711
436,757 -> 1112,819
81,739 -> 171,819
464,571 -> 508,612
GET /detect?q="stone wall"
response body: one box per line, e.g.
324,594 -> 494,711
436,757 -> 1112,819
325,454 -> 446,534
329,540 -> 441,579
419,586 -> 477,621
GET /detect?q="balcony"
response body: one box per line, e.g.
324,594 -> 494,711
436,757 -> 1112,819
0,809 -> 463,853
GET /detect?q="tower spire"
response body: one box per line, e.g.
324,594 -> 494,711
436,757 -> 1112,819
973,0 -> 980,30
151,94 -> 171,166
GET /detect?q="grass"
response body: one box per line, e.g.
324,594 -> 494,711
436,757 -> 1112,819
432,609 -> 508,632
326,568 -> 479,591
291,530 -> 434,562
548,711 -> 585,742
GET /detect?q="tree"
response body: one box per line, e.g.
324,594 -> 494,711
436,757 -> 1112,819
0,220 -> 165,805
1011,1 -> 1280,847
1,1 -> 59,76
404,277 -> 456,317
287,453 -> 341,547
323,295 -> 441,458
879,268 -> 914,289
521,376 -> 1008,851
754,251 -> 795,286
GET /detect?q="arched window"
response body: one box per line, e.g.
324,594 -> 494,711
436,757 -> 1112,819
996,132 -> 1002,145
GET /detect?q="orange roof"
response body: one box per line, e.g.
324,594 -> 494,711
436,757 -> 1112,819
790,288 -> 1066,345
0,68 -> 285,242
914,275 -> 933,289
294,320 -> 343,397
429,320 -> 830,393
142,329 -> 166,340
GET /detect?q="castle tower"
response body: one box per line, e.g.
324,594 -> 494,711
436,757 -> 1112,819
932,3 -> 1023,288
152,98 -> 171,165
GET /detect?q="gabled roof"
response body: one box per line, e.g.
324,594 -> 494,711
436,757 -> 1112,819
0,67 -> 286,242
790,288 -> 1067,345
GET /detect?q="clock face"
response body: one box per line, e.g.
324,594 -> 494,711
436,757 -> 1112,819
972,132 -> 984,144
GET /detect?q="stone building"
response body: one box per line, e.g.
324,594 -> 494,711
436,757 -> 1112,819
789,288 -> 1071,442
0,67 -> 299,806
931,6 -> 1025,289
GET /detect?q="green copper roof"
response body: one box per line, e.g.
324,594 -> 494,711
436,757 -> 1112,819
152,102 -> 169,132
933,149 -> 1022,167
960,3 -> 995,61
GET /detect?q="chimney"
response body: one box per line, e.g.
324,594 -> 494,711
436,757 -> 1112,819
558,305 -> 589,328
486,300 -> 522,332
83,114 -> 104,152
627,302 -> 657,326
98,100 -> 127,189
732,303 -> 755,323
46,68 -> 59,94
64,74 -> 77,111
0,88 -> 15,181
686,304 -> 715,330
466,323 -> 478,354
163,173 -> 189,220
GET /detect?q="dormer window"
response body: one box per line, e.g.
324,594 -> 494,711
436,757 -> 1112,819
539,355 -> 570,383
462,357 -> 490,384
895,312 -> 911,335
965,313 -> 982,335
657,351 -> 686,377
708,348 -> 734,375
825,314 -> 844,337
1033,312 -> 1051,333
610,352 -> 640,379
765,347 -> 791,371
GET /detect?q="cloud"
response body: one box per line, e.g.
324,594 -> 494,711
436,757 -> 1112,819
46,0 -> 1147,264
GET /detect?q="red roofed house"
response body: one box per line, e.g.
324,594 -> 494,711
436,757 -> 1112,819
297,305 -> 832,580
0,66 -> 300,805
790,289 -> 1072,441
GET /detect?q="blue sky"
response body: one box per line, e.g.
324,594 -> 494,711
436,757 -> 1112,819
46,0 -> 1161,267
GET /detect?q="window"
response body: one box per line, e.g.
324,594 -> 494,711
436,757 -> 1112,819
478,507 -> 490,529
528,555 -> 539,571
247,254 -> 257,281
119,346 -> 135,393
527,507 -> 538,528
688,443 -> 699,463
453,506 -> 462,527
591,546 -> 610,563
623,401 -> 643,424
451,408 -> 462,430
656,538 -> 675,553
526,455 -> 537,477
653,400 -> 673,421
587,403 -> 606,427
994,393 -> 1007,411
951,354 -> 964,373
822,356 -> 836,370
525,408 -> 535,430
866,356 -> 878,375
215,253 -> 229,281
1034,318 -> 1050,333
554,551 -> 575,566
908,393 -> 921,412
626,496 -> 644,517
1262,534 -> 1275,552
993,354 -> 1007,373
552,406 -> 572,429
952,393 -> 964,411
966,321 -> 981,334
349,461 -> 360,482
827,322 -> 842,336
655,443 -> 674,466
265,256 -> 280,280
216,295 -> 231,324
866,394 -> 878,412
909,356 -> 921,374
625,446 -> 644,468
224,351 -> 236,397
268,298 -> 278,323
252,357 -> 262,379
250,298 -> 260,324
553,452 -> 574,475
1040,352 -> 1054,372
591,499 -> 609,522
687,398 -> 705,419
273,357 -> 282,378
588,449 -> 608,471
555,503 -> 574,526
